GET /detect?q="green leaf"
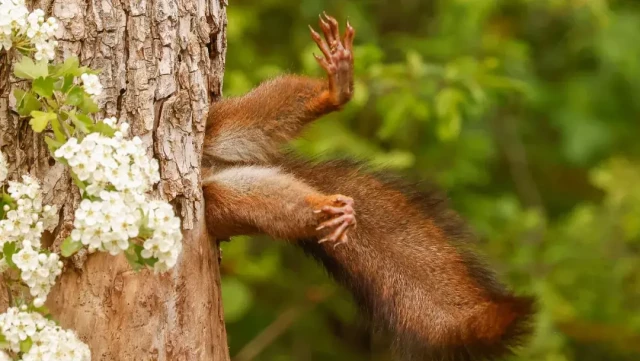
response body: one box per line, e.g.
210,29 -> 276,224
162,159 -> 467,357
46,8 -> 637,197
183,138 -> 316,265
377,94 -> 410,140
19,337 -> 33,353
52,56 -> 80,77
14,89 -> 41,117
68,112 -> 92,133
0,333 -> 9,350
1,194 -> 15,208
125,245 -> 144,271
435,87 -> 465,119
76,113 -> 94,129
28,303 -> 51,316
13,88 -> 25,104
66,87 -> 84,107
437,112 -> 462,141
45,136 -> 65,154
50,116 -> 66,142
435,87 -> 465,141
57,111 -> 76,136
66,87 -> 100,114
61,237 -> 83,257
61,74 -> 75,93
2,242 -> 17,268
14,57 -> 48,80
129,243 -> 160,269
80,94 -> 100,114
143,256 -> 159,267
29,111 -> 57,133
94,121 -> 116,137
70,172 -> 86,191
33,77 -> 56,98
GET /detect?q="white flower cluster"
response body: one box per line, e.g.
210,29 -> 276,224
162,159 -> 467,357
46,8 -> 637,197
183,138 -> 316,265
0,0 -> 28,50
80,73 -> 103,99
0,351 -> 11,361
0,307 -> 90,361
141,201 -> 183,272
0,0 -> 58,61
71,192 -> 142,255
54,130 -> 159,197
56,122 -> 182,272
1,176 -> 58,249
13,247 -> 63,307
0,176 -> 61,306
0,151 -> 7,183
24,9 -> 59,61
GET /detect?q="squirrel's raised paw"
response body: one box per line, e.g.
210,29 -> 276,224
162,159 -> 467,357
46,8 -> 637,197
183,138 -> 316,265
308,12 -> 355,106
313,195 -> 356,248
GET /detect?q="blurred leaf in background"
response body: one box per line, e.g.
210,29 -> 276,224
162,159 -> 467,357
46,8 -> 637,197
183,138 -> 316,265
219,1 -> 640,360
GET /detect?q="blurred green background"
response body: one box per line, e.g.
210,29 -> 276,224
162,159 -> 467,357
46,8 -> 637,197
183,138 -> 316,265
218,1 -> 640,360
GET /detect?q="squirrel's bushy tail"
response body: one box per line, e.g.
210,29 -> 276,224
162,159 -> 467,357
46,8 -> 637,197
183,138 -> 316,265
415,294 -> 536,361
391,293 -> 535,361
283,157 -> 536,360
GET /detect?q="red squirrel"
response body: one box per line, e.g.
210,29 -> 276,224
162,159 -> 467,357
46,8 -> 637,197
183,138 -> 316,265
202,13 -> 535,361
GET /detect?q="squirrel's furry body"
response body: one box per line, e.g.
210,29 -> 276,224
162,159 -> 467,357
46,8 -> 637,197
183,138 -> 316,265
285,157 -> 533,360
202,14 -> 534,361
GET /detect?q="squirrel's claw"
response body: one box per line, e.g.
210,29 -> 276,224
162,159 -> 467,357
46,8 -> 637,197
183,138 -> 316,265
317,213 -> 355,231
309,13 -> 355,106
315,195 -> 356,247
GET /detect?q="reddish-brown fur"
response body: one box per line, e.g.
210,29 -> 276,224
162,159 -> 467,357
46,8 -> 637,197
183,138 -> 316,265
202,13 -> 534,360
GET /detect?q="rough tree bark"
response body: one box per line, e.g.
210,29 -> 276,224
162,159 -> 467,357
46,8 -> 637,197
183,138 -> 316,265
0,0 -> 230,360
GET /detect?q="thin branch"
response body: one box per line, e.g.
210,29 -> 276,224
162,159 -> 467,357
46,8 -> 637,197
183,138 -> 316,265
492,107 -> 547,243
233,307 -> 302,361
233,288 -> 333,361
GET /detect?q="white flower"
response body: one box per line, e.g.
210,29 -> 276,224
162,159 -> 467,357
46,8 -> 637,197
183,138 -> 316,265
42,204 -> 59,231
119,121 -> 130,135
0,350 -> 11,361
72,192 -> 143,255
12,246 -> 62,303
0,308 -> 91,360
141,200 -> 183,273
54,137 -> 80,160
33,297 -> 45,308
0,1 -> 28,47
103,116 -> 117,127
1,176 -> 58,249
51,123 -> 182,272
33,39 -> 57,61
0,174 -> 61,303
80,73 -> 103,98
0,2 -> 59,60
13,246 -> 39,271
58,128 -> 160,196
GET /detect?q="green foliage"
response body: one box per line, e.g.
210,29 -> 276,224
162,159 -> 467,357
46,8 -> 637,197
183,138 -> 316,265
13,57 -> 49,80
19,338 -> 32,353
125,243 -> 160,270
8,54 -> 153,272
220,1 -> 640,360
0,333 -> 9,350
221,277 -> 254,322
2,242 -> 18,269
12,55 -> 106,144
60,237 -> 83,258
29,111 -> 57,133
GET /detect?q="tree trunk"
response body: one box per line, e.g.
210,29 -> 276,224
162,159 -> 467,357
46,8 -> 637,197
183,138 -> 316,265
0,0 -> 230,360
